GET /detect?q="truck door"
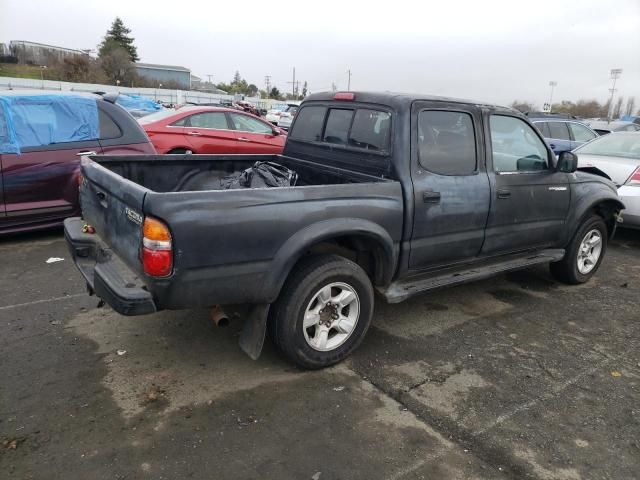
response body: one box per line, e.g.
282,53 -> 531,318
481,113 -> 571,255
409,103 -> 491,269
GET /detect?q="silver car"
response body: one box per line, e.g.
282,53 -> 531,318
277,105 -> 299,130
575,132 -> 640,228
587,120 -> 640,136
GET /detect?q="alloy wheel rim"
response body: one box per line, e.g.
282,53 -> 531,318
303,282 -> 360,352
577,229 -> 602,274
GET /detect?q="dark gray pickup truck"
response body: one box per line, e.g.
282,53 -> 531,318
65,91 -> 624,368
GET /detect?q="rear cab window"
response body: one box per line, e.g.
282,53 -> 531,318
289,104 -> 392,153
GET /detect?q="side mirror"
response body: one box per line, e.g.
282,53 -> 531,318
557,151 -> 578,173
272,128 -> 281,136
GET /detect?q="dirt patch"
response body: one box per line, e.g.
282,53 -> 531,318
514,447 -> 581,480
68,307 -> 301,418
409,369 -> 490,417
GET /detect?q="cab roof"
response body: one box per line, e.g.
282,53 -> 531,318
304,91 -> 513,113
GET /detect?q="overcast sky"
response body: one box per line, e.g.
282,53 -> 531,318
2,0 -> 639,109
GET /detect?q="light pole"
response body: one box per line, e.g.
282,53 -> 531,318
40,65 -> 47,89
547,81 -> 557,112
607,68 -> 622,122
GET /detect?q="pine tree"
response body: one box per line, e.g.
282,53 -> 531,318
233,71 -> 242,84
99,17 -> 139,62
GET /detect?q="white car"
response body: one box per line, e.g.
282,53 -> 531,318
277,105 -> 300,130
265,104 -> 298,125
575,132 -> 640,228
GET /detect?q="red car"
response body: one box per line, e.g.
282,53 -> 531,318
139,106 -> 286,154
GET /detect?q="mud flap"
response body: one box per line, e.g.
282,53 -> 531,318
238,304 -> 271,360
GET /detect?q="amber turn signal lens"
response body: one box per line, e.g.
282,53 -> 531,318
143,217 -> 171,242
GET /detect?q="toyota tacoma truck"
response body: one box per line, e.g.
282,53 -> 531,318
65,91 -> 624,369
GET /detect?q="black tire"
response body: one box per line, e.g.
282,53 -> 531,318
550,214 -> 608,284
268,254 -> 374,369
168,148 -> 192,154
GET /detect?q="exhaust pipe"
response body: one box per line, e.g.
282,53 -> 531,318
211,305 -> 230,327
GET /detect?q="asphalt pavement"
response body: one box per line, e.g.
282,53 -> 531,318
1,228 -> 639,480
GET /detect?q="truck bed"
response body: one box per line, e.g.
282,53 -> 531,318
92,153 -> 385,193
77,153 -> 404,309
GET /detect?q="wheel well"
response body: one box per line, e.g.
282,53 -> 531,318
302,236 -> 388,286
591,200 -> 622,237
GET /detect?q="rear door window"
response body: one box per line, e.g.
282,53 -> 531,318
534,121 -> 551,138
323,109 -> 354,145
289,106 -> 327,142
568,122 -> 597,142
547,121 -> 571,140
188,112 -> 229,129
418,110 -> 477,175
349,109 -> 391,151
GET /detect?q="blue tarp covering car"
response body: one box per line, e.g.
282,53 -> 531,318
0,94 -> 99,154
115,94 -> 163,118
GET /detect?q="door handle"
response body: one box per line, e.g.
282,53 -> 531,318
76,151 -> 97,156
423,191 -> 441,203
187,131 -> 202,136
237,137 -> 250,142
497,189 -> 511,199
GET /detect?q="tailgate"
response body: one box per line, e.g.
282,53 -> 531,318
79,156 -> 148,273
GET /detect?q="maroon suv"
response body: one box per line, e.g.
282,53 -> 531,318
0,91 -> 155,235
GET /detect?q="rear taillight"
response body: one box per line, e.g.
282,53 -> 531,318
626,166 -> 640,186
142,217 -> 172,277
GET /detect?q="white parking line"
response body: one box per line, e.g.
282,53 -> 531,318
471,352 -> 623,437
0,293 -> 86,311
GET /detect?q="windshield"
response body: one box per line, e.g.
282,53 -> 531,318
137,109 -> 178,124
575,134 -> 640,159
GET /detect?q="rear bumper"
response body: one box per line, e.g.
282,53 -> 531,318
64,217 -> 157,316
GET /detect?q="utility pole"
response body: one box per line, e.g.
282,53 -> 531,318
287,67 -> 296,97
347,69 -> 351,91
264,75 -> 271,97
206,74 -> 214,83
608,68 -> 623,122
546,81 -> 557,112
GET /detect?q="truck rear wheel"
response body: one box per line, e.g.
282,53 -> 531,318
269,254 -> 374,369
550,214 -> 607,284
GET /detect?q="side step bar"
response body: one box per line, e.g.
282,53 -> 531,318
379,249 -> 565,303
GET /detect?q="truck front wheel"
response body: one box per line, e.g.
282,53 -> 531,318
550,214 -> 608,284
269,254 -> 374,369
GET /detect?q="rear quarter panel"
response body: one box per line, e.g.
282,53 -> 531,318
143,181 -> 404,308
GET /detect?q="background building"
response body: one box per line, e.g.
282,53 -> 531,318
135,62 -> 191,89
9,40 -> 88,66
